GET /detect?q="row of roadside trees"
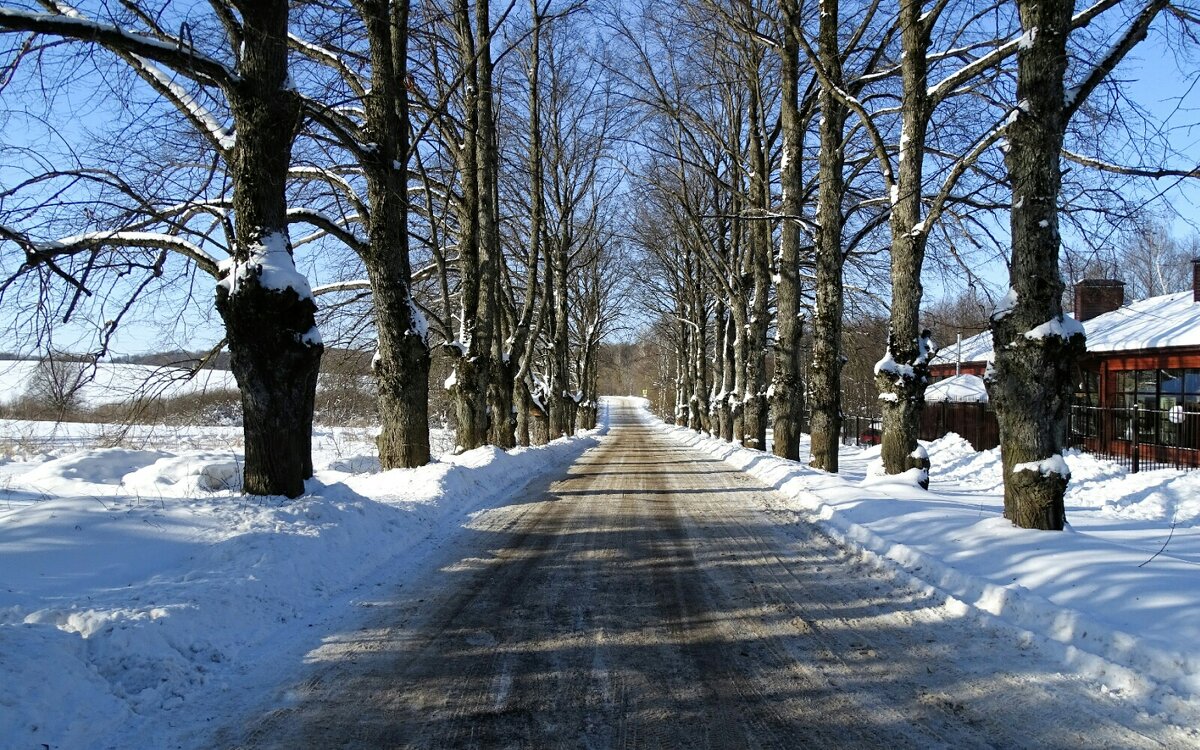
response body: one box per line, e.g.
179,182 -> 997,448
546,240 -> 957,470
619,0 -> 1196,529
0,0 -> 627,496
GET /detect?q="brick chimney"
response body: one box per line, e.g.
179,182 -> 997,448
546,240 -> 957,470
1074,279 -> 1125,321
1194,258 -> 1200,303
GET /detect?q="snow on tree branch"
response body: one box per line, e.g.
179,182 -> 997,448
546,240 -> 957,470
288,166 -> 370,219
0,8 -> 238,87
288,32 -> 368,100
28,229 -> 220,277
286,207 -> 365,253
1061,149 -> 1200,179
125,55 -> 234,151
1064,0 -> 1169,117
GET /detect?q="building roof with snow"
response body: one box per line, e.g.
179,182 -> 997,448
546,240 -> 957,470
930,330 -> 994,368
1083,291 -> 1200,352
930,290 -> 1200,369
925,374 -> 989,403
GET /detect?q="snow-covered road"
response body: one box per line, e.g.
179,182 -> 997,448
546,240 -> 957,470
223,399 -> 1193,748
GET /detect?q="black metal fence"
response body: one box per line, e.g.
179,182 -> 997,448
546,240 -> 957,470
840,415 -> 881,448
1068,403 -> 1200,472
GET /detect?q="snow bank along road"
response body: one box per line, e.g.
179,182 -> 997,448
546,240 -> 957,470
225,399 -> 1192,748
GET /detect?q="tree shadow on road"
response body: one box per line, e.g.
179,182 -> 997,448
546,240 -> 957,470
221,414 -> 1188,750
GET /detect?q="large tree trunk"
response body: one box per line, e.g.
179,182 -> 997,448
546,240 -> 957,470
711,298 -> 727,437
876,0 -> 932,485
369,273 -> 431,467
730,296 -> 748,445
676,318 -> 690,426
449,0 -> 489,451
690,279 -> 709,433
986,0 -> 1084,530
578,332 -> 599,430
360,0 -> 430,468
771,0 -> 805,460
511,0 -> 546,451
476,0 -> 510,449
515,378 -> 543,447
687,318 -> 702,431
528,388 -> 550,445
215,1 -> 320,498
720,304 -> 736,441
808,0 -> 847,473
681,253 -> 703,431
486,354 -> 516,448
548,244 -> 574,437
742,82 -> 770,452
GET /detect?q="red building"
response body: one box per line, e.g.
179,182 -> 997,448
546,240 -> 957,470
926,263 -> 1200,469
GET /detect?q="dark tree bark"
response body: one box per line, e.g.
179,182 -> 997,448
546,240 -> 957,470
807,0 -> 848,473
216,2 -> 322,497
988,0 -> 1166,529
711,296 -> 728,436
689,264 -> 710,433
512,0 -> 548,448
676,314 -> 691,426
729,293 -> 749,443
742,75 -> 771,452
771,0 -> 806,461
988,0 -> 1080,529
875,0 -> 932,486
548,230 -> 575,437
474,0 -> 512,449
357,0 -> 431,468
720,296 -> 737,442
448,0 -> 490,451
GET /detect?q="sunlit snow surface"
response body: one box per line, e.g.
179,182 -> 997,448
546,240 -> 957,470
0,415 -> 599,749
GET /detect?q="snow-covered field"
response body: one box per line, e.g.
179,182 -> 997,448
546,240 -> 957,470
664,416 -> 1200,725
0,360 -> 240,408
0,418 -> 457,461
0,412 -> 606,749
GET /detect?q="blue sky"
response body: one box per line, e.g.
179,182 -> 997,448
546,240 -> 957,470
1,6 -> 1197,356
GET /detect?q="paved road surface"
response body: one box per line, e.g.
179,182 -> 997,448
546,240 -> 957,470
227,400 -> 1192,748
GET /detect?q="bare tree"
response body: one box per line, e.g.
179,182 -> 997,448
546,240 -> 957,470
287,0 -> 434,468
1067,216 -> 1199,302
1,1 -> 322,497
770,0 -> 810,461
25,351 -> 87,418
805,0 -> 852,472
988,0 -> 1170,529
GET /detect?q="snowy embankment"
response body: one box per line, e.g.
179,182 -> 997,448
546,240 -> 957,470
0,407 -> 607,749
650,407 -> 1200,725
